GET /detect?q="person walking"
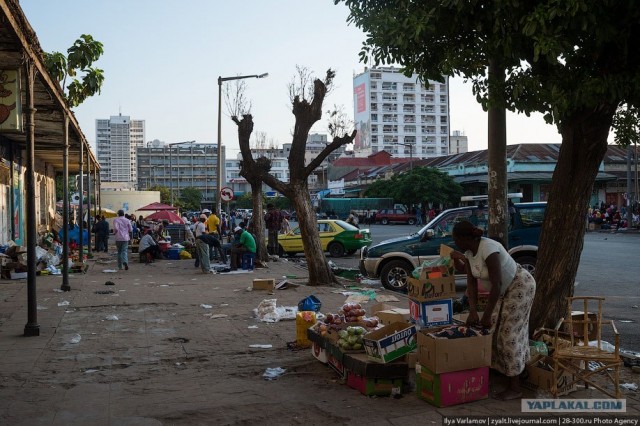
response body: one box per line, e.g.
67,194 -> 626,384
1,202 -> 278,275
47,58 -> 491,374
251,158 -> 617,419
415,206 -> 423,226
264,203 -> 283,255
113,209 -> 133,270
450,220 -> 536,401
194,214 -> 211,273
230,226 -> 256,271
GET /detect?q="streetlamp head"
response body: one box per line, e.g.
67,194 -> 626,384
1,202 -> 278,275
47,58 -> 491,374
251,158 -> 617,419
257,73 -> 269,78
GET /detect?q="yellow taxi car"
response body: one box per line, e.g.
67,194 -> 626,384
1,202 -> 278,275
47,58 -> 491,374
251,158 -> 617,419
278,219 -> 372,257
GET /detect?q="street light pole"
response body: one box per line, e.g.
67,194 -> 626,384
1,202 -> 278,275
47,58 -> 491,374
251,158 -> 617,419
216,72 -> 268,215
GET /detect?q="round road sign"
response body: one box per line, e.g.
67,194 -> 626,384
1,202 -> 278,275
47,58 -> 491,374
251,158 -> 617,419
220,187 -> 234,202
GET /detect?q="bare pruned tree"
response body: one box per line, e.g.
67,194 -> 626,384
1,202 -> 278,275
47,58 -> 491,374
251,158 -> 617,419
223,80 -> 269,263
232,68 -> 356,285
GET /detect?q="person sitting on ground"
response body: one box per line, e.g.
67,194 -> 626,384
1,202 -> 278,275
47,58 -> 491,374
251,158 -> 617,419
138,229 -> 162,262
230,225 -> 256,271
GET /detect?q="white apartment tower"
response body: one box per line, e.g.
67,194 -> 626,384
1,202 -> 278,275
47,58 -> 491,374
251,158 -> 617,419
96,114 -> 145,186
353,67 -> 450,159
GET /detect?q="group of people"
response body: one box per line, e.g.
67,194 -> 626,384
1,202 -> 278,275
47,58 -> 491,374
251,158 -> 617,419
588,203 -> 639,230
187,209 -> 257,273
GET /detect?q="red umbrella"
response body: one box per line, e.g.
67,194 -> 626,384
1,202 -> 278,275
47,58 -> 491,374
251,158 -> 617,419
137,202 -> 178,211
144,210 -> 185,224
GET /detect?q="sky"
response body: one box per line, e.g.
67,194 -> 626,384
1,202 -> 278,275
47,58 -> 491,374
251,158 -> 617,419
21,0 -> 563,158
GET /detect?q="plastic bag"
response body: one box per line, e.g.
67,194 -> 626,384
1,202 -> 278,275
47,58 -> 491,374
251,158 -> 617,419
255,299 -> 297,322
298,295 -> 322,312
412,257 -> 451,279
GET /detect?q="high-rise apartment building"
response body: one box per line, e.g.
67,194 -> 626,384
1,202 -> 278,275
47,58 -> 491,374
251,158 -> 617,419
353,67 -> 450,159
137,141 -> 221,208
96,114 -> 145,186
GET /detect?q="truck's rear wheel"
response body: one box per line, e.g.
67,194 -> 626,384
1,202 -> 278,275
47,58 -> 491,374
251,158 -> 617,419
380,260 -> 412,292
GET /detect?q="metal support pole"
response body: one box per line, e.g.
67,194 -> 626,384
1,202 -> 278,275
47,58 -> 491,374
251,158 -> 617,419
216,78 -> 223,215
23,60 -> 39,337
78,141 -> 84,266
86,148 -> 92,257
61,116 -> 70,291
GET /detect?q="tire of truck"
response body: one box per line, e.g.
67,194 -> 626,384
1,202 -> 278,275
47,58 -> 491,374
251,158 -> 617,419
515,255 -> 537,275
278,244 -> 294,257
328,242 -> 345,257
380,259 -> 412,292
381,218 -> 390,225
407,218 -> 416,225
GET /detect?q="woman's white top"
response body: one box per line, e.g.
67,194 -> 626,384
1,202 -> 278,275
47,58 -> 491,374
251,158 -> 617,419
464,237 -> 517,295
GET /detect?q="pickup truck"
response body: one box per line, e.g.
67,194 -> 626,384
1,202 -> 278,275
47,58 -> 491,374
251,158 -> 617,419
375,208 -> 417,225
359,202 -> 546,291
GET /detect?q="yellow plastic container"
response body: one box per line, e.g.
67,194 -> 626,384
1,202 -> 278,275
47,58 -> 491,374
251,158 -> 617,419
296,311 -> 316,348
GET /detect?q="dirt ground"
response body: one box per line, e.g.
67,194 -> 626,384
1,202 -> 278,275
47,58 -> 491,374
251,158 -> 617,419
0,253 -> 638,425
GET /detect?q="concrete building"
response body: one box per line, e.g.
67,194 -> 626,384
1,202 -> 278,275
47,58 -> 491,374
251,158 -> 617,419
136,141 -> 221,208
449,130 -> 469,154
96,114 -> 145,187
353,66 -> 451,159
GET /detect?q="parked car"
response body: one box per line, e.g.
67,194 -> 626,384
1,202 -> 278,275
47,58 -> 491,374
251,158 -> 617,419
375,208 -> 416,225
360,202 -> 546,291
278,219 -> 372,257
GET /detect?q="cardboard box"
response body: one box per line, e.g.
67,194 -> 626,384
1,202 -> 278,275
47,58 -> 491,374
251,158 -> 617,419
363,322 -> 417,364
417,327 -> 492,374
407,276 -> 456,302
370,302 -> 411,325
10,271 -> 28,280
252,278 -> 275,290
342,352 -> 409,378
310,341 -> 328,364
409,298 -> 453,328
405,351 -> 418,369
347,372 -> 404,396
326,348 -> 346,378
522,355 -> 577,396
416,365 -> 489,407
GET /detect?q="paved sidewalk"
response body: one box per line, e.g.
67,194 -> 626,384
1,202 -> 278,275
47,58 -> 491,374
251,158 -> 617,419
0,252 -> 638,425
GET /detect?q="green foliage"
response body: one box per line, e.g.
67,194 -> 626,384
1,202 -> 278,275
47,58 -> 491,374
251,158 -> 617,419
179,187 -> 203,211
337,0 -> 640,126
44,34 -> 105,107
147,185 -> 171,204
364,167 -> 462,208
233,193 -> 254,209
613,105 -> 640,148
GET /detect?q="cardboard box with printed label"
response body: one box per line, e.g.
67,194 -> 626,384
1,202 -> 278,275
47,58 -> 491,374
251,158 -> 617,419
407,276 -> 457,302
363,322 -> 417,364
252,278 -> 275,290
417,327 -> 492,374
522,355 -> 577,396
415,364 -> 489,407
370,302 -> 410,325
409,298 -> 453,328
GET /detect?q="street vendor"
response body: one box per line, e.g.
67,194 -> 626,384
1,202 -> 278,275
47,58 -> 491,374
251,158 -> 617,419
138,229 -> 162,261
229,225 -> 256,271
450,220 -> 536,401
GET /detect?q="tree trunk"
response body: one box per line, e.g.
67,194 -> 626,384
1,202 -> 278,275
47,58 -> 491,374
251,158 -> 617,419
288,182 -> 336,285
250,181 -> 268,263
487,59 -> 508,247
529,105 -> 616,334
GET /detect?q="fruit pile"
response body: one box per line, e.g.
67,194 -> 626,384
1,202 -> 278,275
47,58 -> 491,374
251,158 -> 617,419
336,326 -> 366,351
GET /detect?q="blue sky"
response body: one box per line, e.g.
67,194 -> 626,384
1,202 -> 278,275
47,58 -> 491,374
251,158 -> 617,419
21,0 -> 562,157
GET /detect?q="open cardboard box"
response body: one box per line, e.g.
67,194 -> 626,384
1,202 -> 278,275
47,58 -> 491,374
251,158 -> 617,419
417,326 -> 492,374
370,302 -> 410,326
